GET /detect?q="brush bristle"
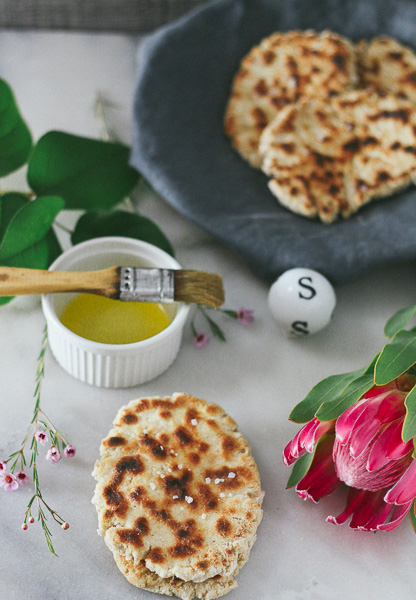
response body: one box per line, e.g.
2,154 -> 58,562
174,270 -> 224,308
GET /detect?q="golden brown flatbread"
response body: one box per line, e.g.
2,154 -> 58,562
357,36 -> 416,102
260,89 -> 416,222
92,393 -> 264,599
224,29 -> 358,168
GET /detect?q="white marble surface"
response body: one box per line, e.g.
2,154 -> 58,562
0,29 -> 416,600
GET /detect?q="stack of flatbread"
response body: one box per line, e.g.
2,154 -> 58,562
224,31 -> 416,223
92,393 -> 264,600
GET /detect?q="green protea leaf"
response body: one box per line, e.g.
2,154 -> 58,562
409,500 -> 416,534
289,355 -> 378,424
403,385 -> 416,443
286,448 -> 314,489
375,328 -> 416,386
384,304 -> 416,338
315,371 -> 375,422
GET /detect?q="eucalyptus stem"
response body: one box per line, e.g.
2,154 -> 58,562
53,220 -> 73,235
94,91 -> 137,213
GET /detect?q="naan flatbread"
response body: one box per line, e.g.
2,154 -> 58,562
224,29 -> 357,168
260,89 -> 416,222
92,393 -> 263,598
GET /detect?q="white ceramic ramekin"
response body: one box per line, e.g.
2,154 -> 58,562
41,237 -> 190,388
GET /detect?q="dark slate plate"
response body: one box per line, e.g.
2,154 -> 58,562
131,0 -> 416,284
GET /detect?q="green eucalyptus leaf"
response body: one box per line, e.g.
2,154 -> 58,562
0,79 -> 32,176
289,359 -> 376,424
27,131 -> 140,210
71,210 -> 174,256
0,195 -> 64,261
375,328 -> 416,386
384,304 -> 416,338
0,192 -> 29,242
315,372 -> 375,421
403,385 -> 416,443
286,450 -> 314,489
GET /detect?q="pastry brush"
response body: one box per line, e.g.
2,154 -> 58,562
0,266 -> 225,308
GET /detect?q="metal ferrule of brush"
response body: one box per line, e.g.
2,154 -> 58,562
119,267 -> 175,303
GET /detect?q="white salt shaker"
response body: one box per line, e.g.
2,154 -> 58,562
268,268 -> 336,337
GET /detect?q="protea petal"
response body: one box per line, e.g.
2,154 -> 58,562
363,383 -> 395,399
384,459 -> 416,505
296,435 -> 342,503
346,400 -> 384,458
385,424 -> 414,460
376,391 -> 406,423
349,489 -> 386,530
303,420 -> 332,453
327,488 -> 366,525
366,421 -> 398,471
283,420 -> 314,465
335,398 -> 368,445
376,501 -> 413,531
363,497 -> 393,531
283,418 -> 333,466
348,418 -> 381,459
327,488 -> 408,531
367,419 -> 412,471
334,437 -> 412,492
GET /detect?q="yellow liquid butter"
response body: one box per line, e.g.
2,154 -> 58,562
60,294 -> 171,344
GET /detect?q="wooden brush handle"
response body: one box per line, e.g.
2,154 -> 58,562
0,266 -> 120,297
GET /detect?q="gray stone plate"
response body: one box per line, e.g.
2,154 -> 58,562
131,0 -> 416,284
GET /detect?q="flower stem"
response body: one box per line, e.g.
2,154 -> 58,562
5,324 -> 71,556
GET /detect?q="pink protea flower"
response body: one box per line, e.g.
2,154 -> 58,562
46,446 -> 62,463
284,375 -> 416,532
0,472 -> 19,491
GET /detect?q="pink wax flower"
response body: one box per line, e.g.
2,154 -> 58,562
64,445 -> 76,458
46,446 -> 62,463
0,461 -> 7,472
236,308 -> 254,325
193,332 -> 210,349
284,376 -> 416,532
35,430 -> 48,445
15,471 -> 30,486
0,472 -> 19,491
